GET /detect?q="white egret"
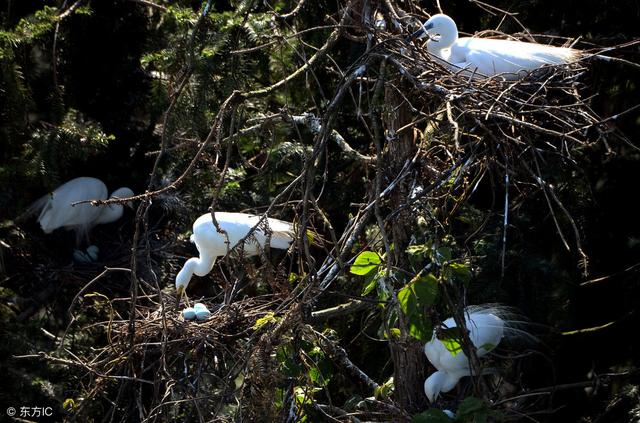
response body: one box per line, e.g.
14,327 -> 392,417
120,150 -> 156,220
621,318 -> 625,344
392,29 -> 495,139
175,212 -> 296,297
424,307 -> 506,402
29,177 -> 134,256
408,14 -> 579,80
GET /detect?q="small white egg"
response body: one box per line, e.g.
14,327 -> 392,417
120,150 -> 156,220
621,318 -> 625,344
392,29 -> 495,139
86,245 -> 100,261
72,249 -> 91,263
443,409 -> 455,419
193,303 -> 207,311
182,307 -> 196,320
195,309 -> 211,321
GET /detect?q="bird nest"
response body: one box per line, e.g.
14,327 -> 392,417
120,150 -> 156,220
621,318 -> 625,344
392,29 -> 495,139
58,295 -> 293,420
352,28 -> 632,273
377,32 -> 610,153
111,299 -> 264,344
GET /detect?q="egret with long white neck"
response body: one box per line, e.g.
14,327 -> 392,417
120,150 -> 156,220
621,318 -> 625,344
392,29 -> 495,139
408,14 -> 579,80
424,307 -> 506,402
175,212 -> 296,299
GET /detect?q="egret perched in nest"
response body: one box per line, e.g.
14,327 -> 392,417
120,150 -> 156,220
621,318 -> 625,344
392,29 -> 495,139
175,212 -> 296,298
29,177 -> 134,259
408,14 -> 579,80
424,306 -> 517,402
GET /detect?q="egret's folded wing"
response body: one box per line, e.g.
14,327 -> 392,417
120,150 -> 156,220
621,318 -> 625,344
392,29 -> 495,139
454,37 -> 578,78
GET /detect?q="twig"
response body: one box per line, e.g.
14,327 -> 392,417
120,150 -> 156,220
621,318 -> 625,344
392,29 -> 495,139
285,112 -> 375,163
275,0 -> 308,20
126,0 -> 168,11
246,1 -> 355,98
312,327 -> 380,393
13,352 -> 154,384
309,300 -> 373,322
580,261 -> 640,286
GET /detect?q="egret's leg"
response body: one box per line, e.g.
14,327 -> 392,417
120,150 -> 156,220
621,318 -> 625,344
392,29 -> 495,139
176,285 -> 191,308
75,225 -> 92,249
175,259 -> 196,307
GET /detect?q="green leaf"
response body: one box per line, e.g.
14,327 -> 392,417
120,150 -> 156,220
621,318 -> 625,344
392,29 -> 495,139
412,409 -> 453,423
308,367 -> 323,385
277,345 -> 303,378
75,5 -> 93,16
166,4 -> 197,24
441,338 -> 463,356
361,271 -> 378,296
306,229 -> 315,244
307,346 -> 332,386
397,274 -> 439,314
374,377 -> 394,399
63,398 -> 76,412
406,244 -> 430,256
294,386 -> 320,405
397,274 -> 438,341
252,312 -> 279,329
449,262 -> 472,283
350,251 -> 382,276
435,246 -> 452,263
438,327 -> 464,357
387,328 -> 401,339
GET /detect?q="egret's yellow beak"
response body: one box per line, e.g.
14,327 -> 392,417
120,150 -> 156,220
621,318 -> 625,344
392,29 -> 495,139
175,285 -> 184,307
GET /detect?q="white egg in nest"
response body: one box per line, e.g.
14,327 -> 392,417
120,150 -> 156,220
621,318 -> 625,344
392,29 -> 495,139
182,307 -> 196,320
193,303 -> 211,321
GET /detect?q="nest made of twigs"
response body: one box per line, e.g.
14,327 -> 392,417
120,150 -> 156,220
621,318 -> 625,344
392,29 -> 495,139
365,28 -> 613,151
110,298 -> 270,346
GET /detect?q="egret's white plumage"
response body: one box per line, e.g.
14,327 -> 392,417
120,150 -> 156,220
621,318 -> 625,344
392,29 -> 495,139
175,212 -> 296,296
411,14 -> 579,80
424,308 -> 505,402
30,177 -> 134,245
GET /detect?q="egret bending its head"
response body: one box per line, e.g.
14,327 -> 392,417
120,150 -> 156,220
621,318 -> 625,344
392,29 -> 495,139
424,306 -> 513,402
175,212 -> 296,299
30,177 -> 134,246
408,14 -> 579,80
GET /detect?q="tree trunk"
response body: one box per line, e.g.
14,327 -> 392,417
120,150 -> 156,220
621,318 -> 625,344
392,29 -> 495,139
385,85 -> 427,414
